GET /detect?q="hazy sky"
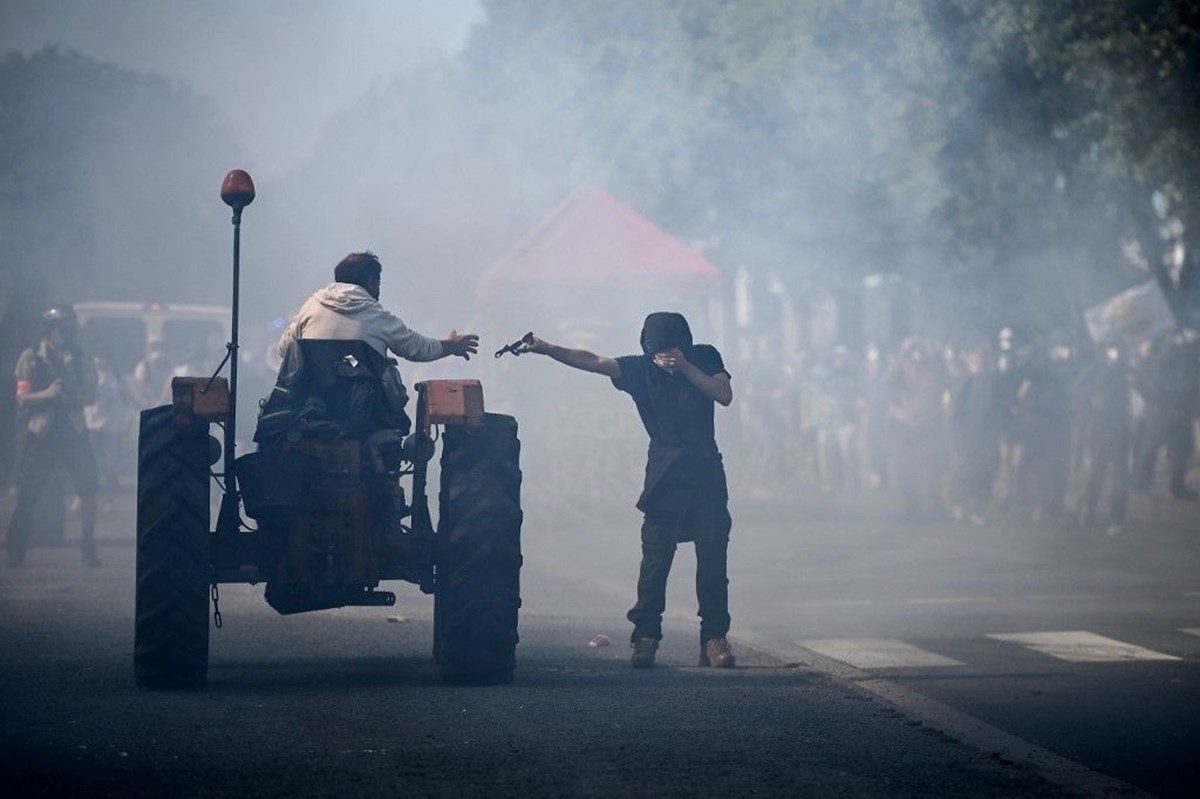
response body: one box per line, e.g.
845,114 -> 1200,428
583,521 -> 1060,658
0,0 -> 484,179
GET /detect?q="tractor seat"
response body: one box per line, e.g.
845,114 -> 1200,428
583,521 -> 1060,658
254,339 -> 411,443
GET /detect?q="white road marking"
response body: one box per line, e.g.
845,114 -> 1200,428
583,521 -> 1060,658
1024,593 -> 1099,602
791,599 -> 874,608
988,631 -> 1181,662
907,596 -> 997,605
798,638 -> 965,669
1179,628 -> 1200,638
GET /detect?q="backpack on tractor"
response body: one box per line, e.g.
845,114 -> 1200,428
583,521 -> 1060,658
133,171 -> 522,688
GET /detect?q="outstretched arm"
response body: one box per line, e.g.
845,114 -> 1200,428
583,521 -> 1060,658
520,336 -> 621,379
380,307 -> 477,362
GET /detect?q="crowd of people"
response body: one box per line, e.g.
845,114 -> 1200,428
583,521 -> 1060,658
11,301 -> 1200,549
727,327 -> 1200,534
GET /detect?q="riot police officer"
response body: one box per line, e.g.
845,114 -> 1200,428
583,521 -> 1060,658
5,306 -> 101,567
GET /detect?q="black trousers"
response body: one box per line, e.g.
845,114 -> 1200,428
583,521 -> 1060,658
955,435 -> 998,514
1135,411 -> 1194,492
6,424 -> 99,563
627,492 -> 732,645
1081,431 -> 1130,524
1022,422 -> 1072,518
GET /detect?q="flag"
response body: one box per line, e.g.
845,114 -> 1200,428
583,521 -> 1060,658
1084,280 -> 1174,343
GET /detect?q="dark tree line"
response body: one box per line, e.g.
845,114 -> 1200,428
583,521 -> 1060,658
3,3 -> 1198,350
0,48 -> 239,483
0,48 -> 238,314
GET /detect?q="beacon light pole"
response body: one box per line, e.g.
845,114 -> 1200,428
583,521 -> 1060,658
215,169 -> 255,534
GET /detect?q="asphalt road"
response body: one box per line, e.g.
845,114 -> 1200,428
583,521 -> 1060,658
523,486 -> 1200,797
3,484 -> 1198,797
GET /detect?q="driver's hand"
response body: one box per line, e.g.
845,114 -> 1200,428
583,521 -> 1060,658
445,330 -> 480,360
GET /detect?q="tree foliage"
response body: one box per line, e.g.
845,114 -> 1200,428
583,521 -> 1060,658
1011,0 -> 1200,318
0,48 -> 238,309
468,1 -> 949,290
460,0 -> 1200,333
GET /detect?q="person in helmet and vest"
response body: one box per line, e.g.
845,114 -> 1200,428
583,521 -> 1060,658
6,305 -> 101,567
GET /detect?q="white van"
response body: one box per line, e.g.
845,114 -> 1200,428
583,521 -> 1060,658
74,301 -> 231,380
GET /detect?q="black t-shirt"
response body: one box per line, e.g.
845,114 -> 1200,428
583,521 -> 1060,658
612,344 -> 731,515
611,344 -> 729,451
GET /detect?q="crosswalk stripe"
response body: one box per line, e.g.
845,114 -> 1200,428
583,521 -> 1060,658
791,600 -> 874,608
1025,593 -> 1098,602
988,631 -> 1180,663
798,638 -> 965,669
907,596 -> 997,605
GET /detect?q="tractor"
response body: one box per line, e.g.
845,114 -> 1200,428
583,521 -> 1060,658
133,170 -> 521,688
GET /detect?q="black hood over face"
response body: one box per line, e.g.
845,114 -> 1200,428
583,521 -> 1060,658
640,312 -> 693,356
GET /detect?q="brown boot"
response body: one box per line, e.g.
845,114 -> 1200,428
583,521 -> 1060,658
700,638 -> 736,668
631,637 -> 659,668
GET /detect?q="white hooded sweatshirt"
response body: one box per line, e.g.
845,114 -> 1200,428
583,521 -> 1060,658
277,283 -> 444,362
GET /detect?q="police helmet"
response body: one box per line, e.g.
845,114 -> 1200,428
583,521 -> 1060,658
42,305 -> 79,337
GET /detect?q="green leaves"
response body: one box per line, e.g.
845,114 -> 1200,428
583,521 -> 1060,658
459,0 -> 1200,327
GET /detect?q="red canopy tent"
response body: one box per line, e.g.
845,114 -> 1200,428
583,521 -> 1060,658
474,186 -> 725,507
475,185 -> 720,305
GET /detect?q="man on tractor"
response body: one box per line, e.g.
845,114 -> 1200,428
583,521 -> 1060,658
258,251 -> 480,440
277,251 -> 478,365
134,179 -> 521,690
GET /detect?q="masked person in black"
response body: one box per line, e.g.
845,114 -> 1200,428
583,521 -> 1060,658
1076,345 -> 1134,533
520,313 -> 736,669
6,306 -> 100,567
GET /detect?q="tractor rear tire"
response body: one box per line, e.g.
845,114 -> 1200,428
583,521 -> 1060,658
134,405 -> 212,689
434,413 -> 522,685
